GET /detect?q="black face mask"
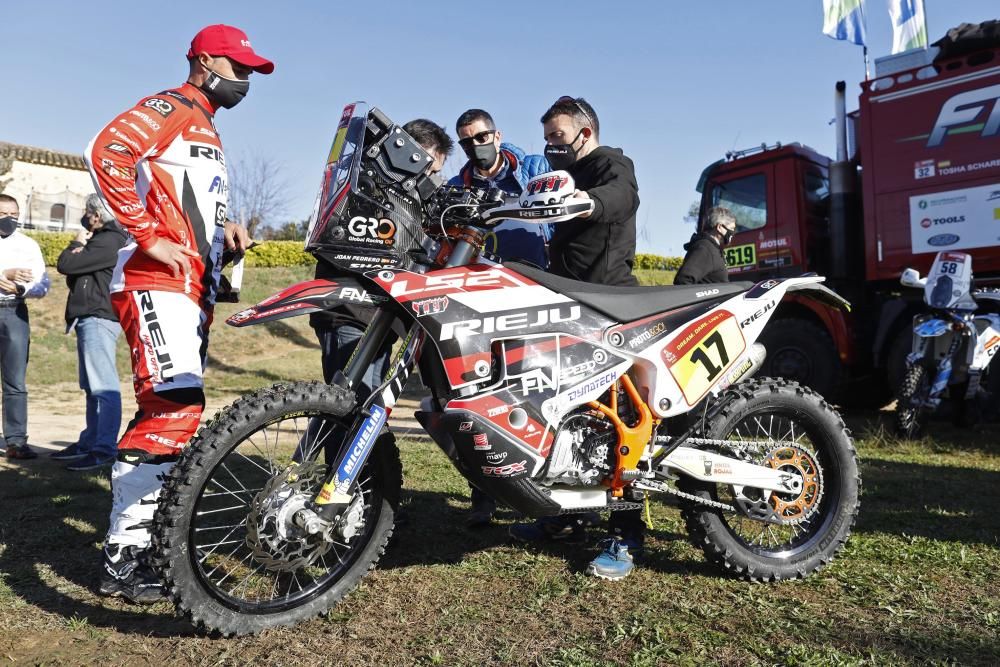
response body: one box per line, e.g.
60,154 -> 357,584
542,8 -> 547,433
0,216 -> 17,237
544,130 -> 585,170
469,143 -> 498,171
201,69 -> 250,109
720,227 -> 736,245
80,214 -> 94,232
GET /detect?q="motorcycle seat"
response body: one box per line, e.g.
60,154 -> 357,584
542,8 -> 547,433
506,262 -> 753,323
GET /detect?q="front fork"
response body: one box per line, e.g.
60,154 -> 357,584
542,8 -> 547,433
907,330 -> 961,410
310,309 -> 425,520
304,240 -> 475,525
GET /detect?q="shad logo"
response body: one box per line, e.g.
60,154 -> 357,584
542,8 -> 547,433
927,82 -> 1000,148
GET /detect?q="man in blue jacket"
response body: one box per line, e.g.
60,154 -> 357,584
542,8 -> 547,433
449,109 -> 550,268
449,109 -> 549,527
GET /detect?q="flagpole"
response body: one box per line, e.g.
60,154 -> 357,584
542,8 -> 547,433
860,0 -> 871,79
920,0 -> 929,50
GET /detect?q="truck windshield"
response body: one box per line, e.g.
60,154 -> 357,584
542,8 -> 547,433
709,173 -> 767,232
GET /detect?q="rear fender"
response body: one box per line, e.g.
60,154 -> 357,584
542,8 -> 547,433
226,278 -> 388,327
730,276 -> 850,348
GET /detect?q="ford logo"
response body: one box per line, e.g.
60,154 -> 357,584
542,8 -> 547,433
928,234 -> 960,247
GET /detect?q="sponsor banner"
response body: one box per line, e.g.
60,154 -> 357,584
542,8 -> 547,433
910,183 -> 1000,253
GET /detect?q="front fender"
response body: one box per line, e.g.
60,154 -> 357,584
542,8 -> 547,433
226,278 -> 388,327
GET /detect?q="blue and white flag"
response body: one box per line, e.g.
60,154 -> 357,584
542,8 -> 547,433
823,0 -> 868,46
888,0 -> 928,53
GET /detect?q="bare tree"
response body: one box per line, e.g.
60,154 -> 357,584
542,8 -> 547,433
227,151 -> 290,238
683,200 -> 701,225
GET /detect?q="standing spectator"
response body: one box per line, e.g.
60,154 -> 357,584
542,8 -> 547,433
510,96 -> 646,580
448,108 -> 551,527
543,97 -> 640,287
52,194 -> 128,470
0,194 -> 50,459
85,23 -> 269,603
450,109 -> 551,268
674,207 -> 737,284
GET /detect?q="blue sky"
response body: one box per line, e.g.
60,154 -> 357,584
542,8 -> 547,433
3,1 -> 996,255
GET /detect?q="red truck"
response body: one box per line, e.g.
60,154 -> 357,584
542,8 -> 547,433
693,23 -> 1000,404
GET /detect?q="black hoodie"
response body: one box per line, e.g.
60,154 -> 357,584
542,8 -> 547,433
56,222 -> 128,325
548,146 -> 639,286
674,232 -> 729,285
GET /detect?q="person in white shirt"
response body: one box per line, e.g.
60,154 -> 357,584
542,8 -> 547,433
0,194 -> 50,459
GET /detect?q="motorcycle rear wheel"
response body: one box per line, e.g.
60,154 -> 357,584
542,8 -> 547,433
152,381 -> 401,635
681,378 -> 860,582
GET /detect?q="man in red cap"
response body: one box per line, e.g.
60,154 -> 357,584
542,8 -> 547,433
84,24 -> 272,604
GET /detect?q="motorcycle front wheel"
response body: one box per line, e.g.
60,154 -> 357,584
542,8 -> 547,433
894,363 -> 931,438
152,381 -> 401,635
681,378 -> 861,582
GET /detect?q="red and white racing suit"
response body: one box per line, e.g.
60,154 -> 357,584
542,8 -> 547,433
86,83 -> 227,547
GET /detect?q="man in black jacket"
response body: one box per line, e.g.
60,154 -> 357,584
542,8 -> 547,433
674,207 -> 737,284
511,97 -> 645,580
52,194 -> 128,470
541,96 -> 639,286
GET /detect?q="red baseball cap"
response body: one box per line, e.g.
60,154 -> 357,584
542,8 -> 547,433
187,24 -> 274,74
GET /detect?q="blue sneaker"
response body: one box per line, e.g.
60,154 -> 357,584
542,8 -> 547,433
51,443 -> 88,461
66,453 -> 116,472
586,537 -> 640,580
509,512 -> 601,543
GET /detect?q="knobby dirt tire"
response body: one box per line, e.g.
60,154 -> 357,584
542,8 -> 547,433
894,364 -> 930,438
681,378 -> 861,582
151,381 -> 402,636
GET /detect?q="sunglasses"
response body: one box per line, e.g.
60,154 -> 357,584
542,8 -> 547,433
458,130 -> 495,150
555,96 -> 594,129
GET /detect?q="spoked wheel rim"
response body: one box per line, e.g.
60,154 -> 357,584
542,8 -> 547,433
710,409 -> 840,559
187,412 -> 382,613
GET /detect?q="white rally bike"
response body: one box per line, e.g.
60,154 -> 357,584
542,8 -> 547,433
895,251 -> 1000,436
153,103 -> 862,634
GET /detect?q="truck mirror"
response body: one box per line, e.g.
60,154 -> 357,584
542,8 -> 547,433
900,268 -> 926,288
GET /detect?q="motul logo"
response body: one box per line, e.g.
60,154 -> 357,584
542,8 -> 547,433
927,83 -> 1000,148
439,305 -> 581,341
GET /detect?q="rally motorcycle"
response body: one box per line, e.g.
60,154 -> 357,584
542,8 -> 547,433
894,251 -> 1000,437
152,104 -> 861,635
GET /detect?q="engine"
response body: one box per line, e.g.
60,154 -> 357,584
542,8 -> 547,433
542,410 -> 617,486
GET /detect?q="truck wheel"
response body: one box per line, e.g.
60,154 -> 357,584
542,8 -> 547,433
758,319 -> 842,401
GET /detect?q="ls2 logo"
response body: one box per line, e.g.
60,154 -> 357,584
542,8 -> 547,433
927,83 -> 1000,148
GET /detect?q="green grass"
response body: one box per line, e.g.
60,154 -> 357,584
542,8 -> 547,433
26,265 -> 324,396
0,414 -> 997,665
635,269 -> 676,285
10,264 -> 996,663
